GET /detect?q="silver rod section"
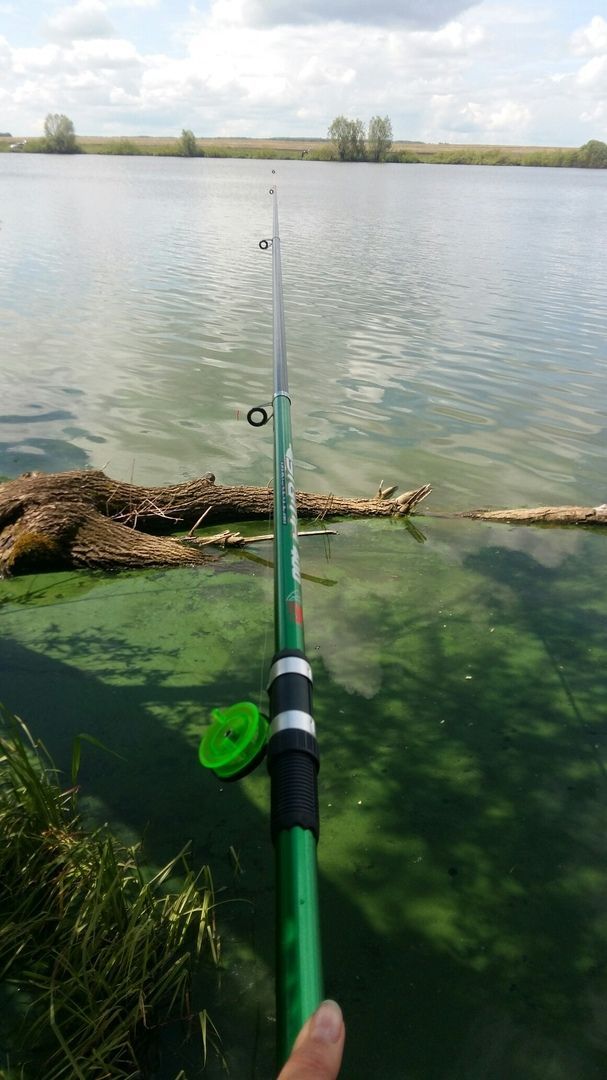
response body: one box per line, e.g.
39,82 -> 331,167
272,187 -> 289,397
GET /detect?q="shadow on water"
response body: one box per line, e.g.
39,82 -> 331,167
0,436 -> 90,477
0,629 -> 277,1078
311,557 -> 607,1078
2,526 -> 607,1078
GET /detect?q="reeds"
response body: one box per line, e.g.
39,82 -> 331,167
0,707 -> 219,1078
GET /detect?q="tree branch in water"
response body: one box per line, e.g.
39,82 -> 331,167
0,469 -> 430,575
1,469 -> 605,576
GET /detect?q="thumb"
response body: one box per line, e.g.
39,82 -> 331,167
277,1000 -> 345,1080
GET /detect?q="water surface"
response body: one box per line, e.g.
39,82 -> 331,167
1,156 -> 607,1078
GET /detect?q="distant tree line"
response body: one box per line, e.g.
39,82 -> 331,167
12,116 -> 206,158
325,118 -> 607,170
4,114 -> 606,170
327,115 -> 393,161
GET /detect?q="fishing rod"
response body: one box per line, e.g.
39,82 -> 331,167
199,179 -> 323,1066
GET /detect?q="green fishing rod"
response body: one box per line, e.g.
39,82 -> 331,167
199,180 -> 323,1066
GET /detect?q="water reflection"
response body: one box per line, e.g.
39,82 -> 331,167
1,156 -> 606,507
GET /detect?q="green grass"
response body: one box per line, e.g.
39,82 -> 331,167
0,706 -> 220,1078
2,135 -> 605,167
79,140 -> 304,159
202,145 -> 302,159
415,147 -> 581,167
93,138 -> 144,156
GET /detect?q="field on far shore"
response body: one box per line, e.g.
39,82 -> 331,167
0,134 -> 574,158
79,135 -> 574,155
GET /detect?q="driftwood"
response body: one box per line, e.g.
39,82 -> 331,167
0,469 -> 604,576
0,469 -> 431,576
458,505 -> 607,526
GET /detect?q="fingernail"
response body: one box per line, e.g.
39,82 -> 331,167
310,1000 -> 343,1044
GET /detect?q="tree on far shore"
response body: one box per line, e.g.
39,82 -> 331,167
43,113 -> 79,153
328,116 -> 367,161
578,139 -> 607,167
178,129 -> 202,157
328,114 -> 394,162
368,115 -> 393,161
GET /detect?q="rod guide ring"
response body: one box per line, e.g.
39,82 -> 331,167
247,405 -> 271,427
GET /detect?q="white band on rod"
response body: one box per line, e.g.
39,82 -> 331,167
268,656 -> 313,688
271,710 -> 316,737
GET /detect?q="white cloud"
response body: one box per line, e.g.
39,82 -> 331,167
581,101 -> 607,125
299,55 -> 356,88
176,4 -> 486,129
206,0 -> 249,27
424,92 -> 534,142
0,32 -> 12,60
410,20 -> 485,54
464,99 -> 531,133
73,37 -> 143,68
12,38 -> 141,76
569,15 -> 607,130
1,0 -> 606,144
42,0 -> 117,44
571,16 -> 607,57
107,0 -> 158,7
12,45 -> 63,74
577,55 -> 607,88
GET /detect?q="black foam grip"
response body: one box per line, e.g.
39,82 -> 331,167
269,648 -> 312,719
270,670 -> 312,717
268,729 -> 320,842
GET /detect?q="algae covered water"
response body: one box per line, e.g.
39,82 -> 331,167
1,155 -> 607,1078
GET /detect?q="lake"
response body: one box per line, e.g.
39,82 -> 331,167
1,154 -> 607,1078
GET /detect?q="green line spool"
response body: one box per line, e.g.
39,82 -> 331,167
199,702 -> 269,780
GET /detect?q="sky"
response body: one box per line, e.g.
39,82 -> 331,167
1,1 -> 606,144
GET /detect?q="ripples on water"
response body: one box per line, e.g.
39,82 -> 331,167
283,164 -> 607,505
3,155 -> 607,1080
1,156 -> 606,507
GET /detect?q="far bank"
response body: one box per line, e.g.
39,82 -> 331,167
1,134 -> 606,168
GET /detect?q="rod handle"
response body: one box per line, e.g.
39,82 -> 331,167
267,649 -> 320,842
268,730 -> 320,841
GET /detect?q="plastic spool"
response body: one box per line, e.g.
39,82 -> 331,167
199,702 -> 269,780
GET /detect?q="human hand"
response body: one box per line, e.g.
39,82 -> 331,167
277,1000 -> 345,1079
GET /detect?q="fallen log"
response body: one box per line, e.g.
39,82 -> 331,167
0,469 -> 604,576
457,505 -> 607,526
0,469 -> 431,575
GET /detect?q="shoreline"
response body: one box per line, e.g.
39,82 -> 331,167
1,134 -> 604,168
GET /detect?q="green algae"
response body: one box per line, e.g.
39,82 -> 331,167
1,518 -> 607,1077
